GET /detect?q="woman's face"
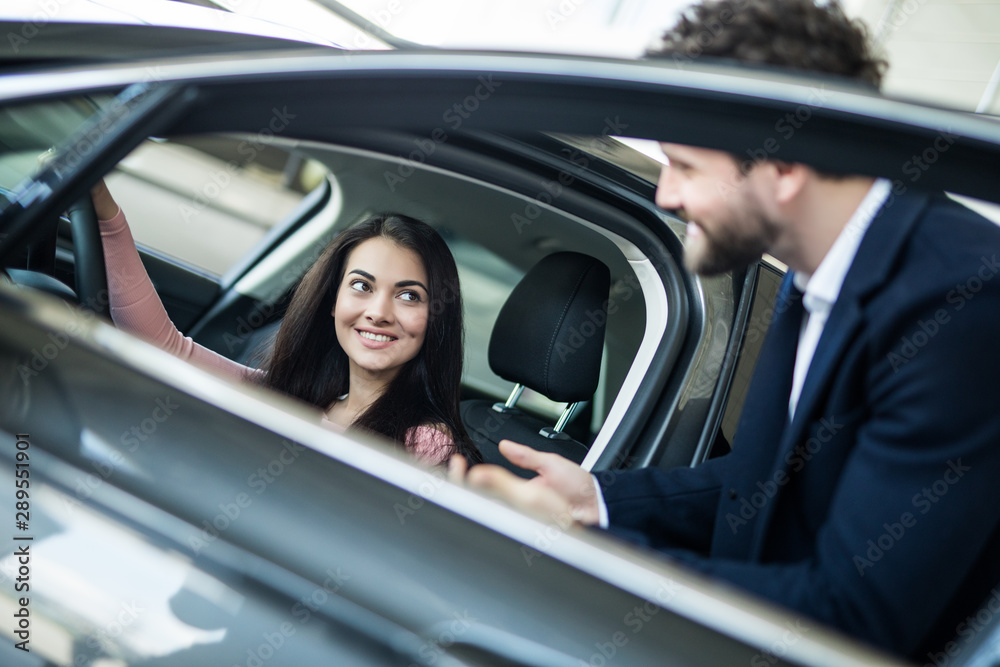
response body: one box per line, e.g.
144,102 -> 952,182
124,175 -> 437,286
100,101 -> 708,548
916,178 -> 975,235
332,237 -> 430,382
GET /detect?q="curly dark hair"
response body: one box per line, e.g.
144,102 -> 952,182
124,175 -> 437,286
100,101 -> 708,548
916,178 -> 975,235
646,0 -> 887,89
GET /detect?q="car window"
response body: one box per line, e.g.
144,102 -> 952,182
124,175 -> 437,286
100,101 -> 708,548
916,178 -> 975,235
717,262 -> 783,453
10,472 -> 391,665
106,136 -> 331,275
0,95 -> 114,209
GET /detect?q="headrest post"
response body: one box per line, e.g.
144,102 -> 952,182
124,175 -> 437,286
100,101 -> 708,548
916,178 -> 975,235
492,383 -> 525,413
553,401 -> 581,433
504,383 -> 525,410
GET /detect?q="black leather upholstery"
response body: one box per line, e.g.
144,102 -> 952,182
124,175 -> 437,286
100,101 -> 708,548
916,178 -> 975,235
235,319 -> 281,367
8,269 -> 78,301
463,252 -> 610,477
488,252 -> 610,402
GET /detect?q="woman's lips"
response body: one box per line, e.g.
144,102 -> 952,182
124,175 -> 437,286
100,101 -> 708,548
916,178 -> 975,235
356,329 -> 397,348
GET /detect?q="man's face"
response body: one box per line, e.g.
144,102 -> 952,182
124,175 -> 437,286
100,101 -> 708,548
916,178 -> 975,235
656,143 -> 779,276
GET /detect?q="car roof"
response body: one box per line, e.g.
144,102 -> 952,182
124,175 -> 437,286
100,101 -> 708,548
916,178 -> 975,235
0,0 -> 344,66
0,22 -> 342,68
5,49 -> 999,206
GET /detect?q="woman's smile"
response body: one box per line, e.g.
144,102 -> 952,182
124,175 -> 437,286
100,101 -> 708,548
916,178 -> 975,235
356,328 -> 399,346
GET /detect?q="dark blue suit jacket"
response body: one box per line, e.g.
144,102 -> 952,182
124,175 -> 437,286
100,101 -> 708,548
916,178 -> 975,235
598,189 -> 1000,660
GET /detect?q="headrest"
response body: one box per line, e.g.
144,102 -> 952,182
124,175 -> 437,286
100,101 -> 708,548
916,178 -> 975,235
488,252 -> 610,403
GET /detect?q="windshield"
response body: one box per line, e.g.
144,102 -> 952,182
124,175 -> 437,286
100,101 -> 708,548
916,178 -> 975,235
0,94 -> 114,212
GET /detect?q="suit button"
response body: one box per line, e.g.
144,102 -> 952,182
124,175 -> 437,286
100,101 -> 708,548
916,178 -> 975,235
728,488 -> 738,499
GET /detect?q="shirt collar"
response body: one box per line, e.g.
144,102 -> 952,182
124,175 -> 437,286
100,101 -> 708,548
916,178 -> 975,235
792,178 -> 892,313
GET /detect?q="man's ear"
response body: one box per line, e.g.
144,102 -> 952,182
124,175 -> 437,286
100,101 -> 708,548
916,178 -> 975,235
771,161 -> 810,204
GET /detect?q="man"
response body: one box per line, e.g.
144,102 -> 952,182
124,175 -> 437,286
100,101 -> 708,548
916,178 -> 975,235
450,0 -> 1000,662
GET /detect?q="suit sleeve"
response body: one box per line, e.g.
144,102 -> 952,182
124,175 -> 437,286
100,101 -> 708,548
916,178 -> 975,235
598,454 -> 729,554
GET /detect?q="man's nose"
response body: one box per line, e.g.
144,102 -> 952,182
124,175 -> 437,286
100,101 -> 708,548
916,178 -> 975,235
655,165 -> 681,210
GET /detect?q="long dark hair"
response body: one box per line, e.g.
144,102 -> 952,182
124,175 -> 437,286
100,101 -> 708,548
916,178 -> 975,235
260,213 -> 480,464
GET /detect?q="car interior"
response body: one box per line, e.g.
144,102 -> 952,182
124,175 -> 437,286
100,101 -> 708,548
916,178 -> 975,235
461,249 -> 610,474
148,134 -> 664,469
1,90 -> 692,474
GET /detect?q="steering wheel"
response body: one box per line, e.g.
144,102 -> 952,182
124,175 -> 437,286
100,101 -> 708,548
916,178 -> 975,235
5,149 -> 110,317
66,195 -> 110,318
5,195 -> 110,318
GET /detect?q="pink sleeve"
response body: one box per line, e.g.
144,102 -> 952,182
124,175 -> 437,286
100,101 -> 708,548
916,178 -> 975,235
405,426 -> 456,466
323,416 -> 453,465
100,207 -> 262,382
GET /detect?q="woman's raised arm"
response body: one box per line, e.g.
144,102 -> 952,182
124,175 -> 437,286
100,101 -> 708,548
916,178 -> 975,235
93,180 -> 259,381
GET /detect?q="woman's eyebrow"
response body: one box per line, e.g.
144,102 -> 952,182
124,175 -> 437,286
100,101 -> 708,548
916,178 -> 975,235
349,269 -> 427,292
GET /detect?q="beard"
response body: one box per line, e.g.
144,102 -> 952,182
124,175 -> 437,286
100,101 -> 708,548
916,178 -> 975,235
682,208 -> 778,276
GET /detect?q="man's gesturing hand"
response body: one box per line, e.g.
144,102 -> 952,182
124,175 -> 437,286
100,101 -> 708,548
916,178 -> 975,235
451,440 -> 600,526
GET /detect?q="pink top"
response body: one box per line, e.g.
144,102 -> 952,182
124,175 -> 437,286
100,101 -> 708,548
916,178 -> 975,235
99,207 -> 454,465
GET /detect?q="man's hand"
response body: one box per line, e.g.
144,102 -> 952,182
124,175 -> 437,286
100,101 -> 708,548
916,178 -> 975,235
449,440 -> 601,526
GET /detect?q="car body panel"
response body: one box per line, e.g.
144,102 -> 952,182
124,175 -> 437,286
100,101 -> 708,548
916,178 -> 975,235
0,267 -> 902,666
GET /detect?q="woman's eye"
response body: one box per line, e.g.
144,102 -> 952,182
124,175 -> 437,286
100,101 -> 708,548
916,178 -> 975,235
349,279 -> 370,292
399,290 -> 422,303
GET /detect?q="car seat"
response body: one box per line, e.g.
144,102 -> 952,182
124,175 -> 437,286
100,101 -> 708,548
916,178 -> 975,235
461,251 -> 610,478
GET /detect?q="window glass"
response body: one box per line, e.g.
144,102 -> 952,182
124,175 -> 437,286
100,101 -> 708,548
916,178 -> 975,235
106,135 -> 330,275
0,95 -> 113,208
718,262 -> 783,451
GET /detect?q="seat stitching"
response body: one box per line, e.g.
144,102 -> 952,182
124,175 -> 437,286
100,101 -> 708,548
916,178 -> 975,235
542,264 -> 593,397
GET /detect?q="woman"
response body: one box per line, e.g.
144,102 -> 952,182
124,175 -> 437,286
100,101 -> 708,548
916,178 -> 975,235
92,180 -> 480,466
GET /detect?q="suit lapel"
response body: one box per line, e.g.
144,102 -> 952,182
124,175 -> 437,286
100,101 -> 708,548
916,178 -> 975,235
746,188 -> 932,558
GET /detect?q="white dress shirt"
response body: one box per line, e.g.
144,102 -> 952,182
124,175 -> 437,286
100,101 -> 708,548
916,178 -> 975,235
788,178 -> 891,418
594,177 -> 893,528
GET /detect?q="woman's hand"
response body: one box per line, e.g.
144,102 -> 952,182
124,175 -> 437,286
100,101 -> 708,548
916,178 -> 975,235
90,178 -> 119,221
